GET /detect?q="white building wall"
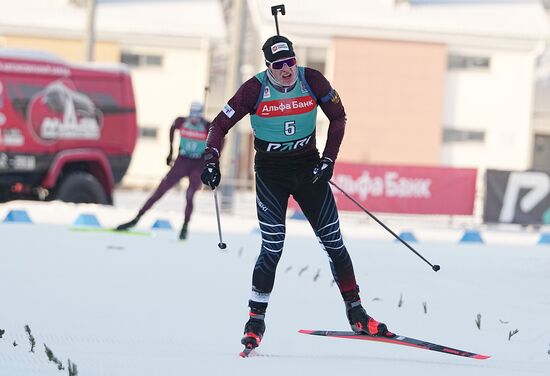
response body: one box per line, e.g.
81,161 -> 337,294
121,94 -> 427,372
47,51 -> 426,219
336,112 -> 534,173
124,46 -> 210,187
442,49 -> 537,171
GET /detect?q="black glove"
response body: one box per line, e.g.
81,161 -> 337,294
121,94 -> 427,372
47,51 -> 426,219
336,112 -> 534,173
312,157 -> 334,184
166,146 -> 173,166
201,162 -> 221,189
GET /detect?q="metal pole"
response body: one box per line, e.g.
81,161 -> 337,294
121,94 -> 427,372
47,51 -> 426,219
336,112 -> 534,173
213,188 -> 227,249
329,180 -> 441,272
84,0 -> 97,62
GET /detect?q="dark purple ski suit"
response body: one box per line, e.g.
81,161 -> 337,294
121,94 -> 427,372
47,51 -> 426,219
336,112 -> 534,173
138,116 -> 210,224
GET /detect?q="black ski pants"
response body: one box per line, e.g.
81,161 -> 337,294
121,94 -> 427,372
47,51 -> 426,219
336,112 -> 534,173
249,166 -> 358,310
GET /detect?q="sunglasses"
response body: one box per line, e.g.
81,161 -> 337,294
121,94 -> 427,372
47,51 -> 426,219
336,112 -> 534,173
267,57 -> 297,70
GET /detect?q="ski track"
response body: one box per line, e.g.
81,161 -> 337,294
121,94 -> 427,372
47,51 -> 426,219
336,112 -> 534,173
1,198 -> 549,376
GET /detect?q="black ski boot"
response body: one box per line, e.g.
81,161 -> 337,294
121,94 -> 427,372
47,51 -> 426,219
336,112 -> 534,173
115,214 -> 142,231
345,300 -> 393,337
179,222 -> 188,240
241,309 -> 266,350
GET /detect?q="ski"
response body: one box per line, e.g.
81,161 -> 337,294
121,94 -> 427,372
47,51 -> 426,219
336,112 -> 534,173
239,344 -> 255,358
299,330 -> 490,360
70,227 -> 152,237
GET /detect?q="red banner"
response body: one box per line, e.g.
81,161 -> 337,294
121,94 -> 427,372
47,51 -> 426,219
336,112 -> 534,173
292,162 -> 477,215
255,96 -> 316,117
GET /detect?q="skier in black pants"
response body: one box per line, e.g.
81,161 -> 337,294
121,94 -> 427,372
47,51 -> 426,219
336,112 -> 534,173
200,35 -> 393,351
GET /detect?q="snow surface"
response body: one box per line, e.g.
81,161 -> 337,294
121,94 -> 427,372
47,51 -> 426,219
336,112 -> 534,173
1,189 -> 549,375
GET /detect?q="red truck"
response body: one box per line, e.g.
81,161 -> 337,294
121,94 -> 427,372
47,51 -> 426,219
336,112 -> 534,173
0,49 -> 137,204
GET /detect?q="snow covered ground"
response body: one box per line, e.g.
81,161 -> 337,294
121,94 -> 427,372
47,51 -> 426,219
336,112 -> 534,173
1,189 -> 549,375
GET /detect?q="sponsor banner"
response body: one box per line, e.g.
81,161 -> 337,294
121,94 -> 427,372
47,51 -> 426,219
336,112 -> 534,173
484,169 -> 550,225
256,96 -> 315,117
264,135 -> 312,153
291,162 -> 477,215
180,128 -> 207,141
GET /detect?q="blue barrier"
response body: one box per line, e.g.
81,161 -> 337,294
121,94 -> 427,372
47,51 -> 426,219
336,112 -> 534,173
152,219 -> 173,230
537,233 -> 550,245
460,230 -> 483,243
3,209 -> 32,223
397,231 -> 417,243
73,213 -> 101,227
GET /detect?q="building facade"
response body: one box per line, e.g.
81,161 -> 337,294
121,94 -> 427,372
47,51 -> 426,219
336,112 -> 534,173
2,0 -> 548,191
243,0 -> 550,175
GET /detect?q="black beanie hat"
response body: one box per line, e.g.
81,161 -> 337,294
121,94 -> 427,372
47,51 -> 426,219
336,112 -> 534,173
262,35 -> 295,62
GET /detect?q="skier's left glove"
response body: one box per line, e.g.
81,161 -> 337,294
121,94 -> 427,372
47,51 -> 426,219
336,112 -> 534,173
312,157 -> 334,184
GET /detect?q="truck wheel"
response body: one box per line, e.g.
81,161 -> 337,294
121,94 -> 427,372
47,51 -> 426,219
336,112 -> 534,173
56,172 -> 109,205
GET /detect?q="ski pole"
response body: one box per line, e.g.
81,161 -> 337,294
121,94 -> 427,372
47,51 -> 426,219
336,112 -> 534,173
329,180 -> 440,272
202,85 -> 225,249
271,4 -> 286,36
213,188 -> 227,249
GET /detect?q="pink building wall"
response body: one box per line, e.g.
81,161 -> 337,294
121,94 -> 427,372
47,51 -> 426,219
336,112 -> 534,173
332,37 -> 447,166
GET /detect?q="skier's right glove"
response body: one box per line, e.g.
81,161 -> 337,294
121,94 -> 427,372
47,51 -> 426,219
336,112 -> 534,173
201,162 -> 221,189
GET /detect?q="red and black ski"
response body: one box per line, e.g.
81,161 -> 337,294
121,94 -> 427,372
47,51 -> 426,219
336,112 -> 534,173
299,330 -> 490,360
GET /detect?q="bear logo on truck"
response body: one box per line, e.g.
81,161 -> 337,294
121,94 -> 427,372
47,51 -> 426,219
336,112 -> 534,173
28,79 -> 103,141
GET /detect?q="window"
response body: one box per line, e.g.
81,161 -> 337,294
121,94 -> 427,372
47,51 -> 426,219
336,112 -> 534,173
144,55 -> 162,66
121,52 -> 163,68
308,48 -> 326,74
443,128 -> 485,143
308,60 -> 326,75
535,78 -> 550,115
139,127 -> 158,139
293,47 -> 326,74
448,54 -> 490,70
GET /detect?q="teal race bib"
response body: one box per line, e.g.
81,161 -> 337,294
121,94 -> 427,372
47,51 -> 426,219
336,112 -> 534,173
250,67 -> 317,153
178,119 -> 208,159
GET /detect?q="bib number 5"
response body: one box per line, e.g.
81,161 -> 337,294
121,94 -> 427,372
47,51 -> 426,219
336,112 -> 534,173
284,121 -> 296,136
